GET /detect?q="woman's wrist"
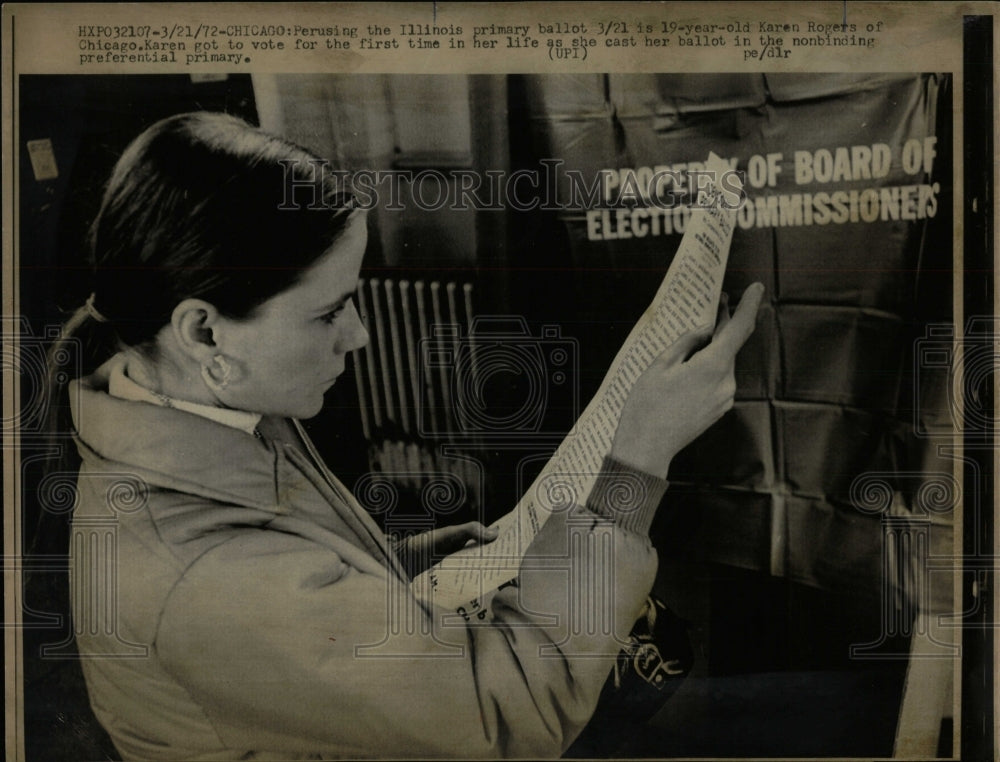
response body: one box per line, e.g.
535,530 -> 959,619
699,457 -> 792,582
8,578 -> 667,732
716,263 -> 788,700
587,454 -> 671,535
608,439 -> 674,481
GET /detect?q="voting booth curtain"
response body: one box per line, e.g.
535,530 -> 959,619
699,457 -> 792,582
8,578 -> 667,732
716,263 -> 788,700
510,73 -> 953,620
262,72 -> 954,634
255,75 -> 954,682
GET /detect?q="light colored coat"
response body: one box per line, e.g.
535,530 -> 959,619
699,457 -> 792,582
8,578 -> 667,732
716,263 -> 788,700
69,357 -> 664,760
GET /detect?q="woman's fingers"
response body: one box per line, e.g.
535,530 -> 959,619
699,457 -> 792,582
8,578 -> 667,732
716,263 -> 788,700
707,282 -> 764,360
664,324 -> 714,364
467,522 -> 500,543
611,284 -> 764,477
445,521 -> 499,550
713,291 -> 731,339
460,526 -> 499,549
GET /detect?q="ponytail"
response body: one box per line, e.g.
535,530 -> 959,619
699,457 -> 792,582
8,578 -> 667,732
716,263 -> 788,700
19,297 -> 122,669
33,294 -> 121,558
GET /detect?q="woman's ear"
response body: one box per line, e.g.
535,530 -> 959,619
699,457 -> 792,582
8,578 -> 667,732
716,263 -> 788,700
170,299 -> 220,364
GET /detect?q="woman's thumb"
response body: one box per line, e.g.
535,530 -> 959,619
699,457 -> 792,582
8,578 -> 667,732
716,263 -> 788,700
670,325 -> 714,363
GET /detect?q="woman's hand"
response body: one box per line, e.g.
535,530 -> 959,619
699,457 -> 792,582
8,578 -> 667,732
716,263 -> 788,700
610,283 -> 765,479
399,522 -> 500,577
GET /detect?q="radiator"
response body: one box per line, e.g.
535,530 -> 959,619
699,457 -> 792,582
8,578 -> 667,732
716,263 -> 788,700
354,277 -> 483,512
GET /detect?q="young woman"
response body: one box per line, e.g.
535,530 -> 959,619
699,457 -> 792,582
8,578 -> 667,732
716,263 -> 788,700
55,111 -> 762,760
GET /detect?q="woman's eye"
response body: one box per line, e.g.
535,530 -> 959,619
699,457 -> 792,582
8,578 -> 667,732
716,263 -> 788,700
319,297 -> 353,324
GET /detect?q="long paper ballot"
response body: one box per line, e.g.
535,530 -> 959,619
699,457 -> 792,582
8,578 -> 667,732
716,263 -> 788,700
413,152 -> 742,610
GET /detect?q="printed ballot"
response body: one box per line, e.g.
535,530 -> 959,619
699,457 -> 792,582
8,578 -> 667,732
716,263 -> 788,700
413,152 -> 742,610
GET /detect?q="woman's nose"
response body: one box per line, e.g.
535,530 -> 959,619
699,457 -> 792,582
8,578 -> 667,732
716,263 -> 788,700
339,303 -> 369,353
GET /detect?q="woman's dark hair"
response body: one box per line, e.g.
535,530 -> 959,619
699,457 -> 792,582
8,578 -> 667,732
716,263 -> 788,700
87,111 -> 356,349
37,111 -> 356,541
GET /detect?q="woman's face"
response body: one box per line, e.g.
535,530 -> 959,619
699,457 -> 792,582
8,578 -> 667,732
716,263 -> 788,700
215,212 -> 370,419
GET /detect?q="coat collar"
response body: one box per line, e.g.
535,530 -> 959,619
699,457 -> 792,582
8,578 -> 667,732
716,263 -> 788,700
69,356 -> 404,577
71,356 -> 282,512
106,357 -> 263,436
